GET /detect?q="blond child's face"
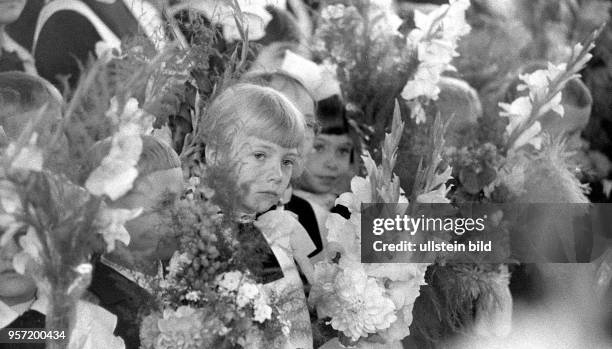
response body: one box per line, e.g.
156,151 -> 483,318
299,133 -> 353,194
0,232 -> 36,305
232,136 -> 299,214
108,168 -> 183,261
0,0 -> 26,25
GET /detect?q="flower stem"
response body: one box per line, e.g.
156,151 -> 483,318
46,288 -> 77,349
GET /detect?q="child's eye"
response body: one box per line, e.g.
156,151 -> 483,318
282,159 -> 295,167
338,147 -> 352,156
313,144 -> 325,152
253,152 -> 266,160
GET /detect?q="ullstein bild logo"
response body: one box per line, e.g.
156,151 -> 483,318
360,203 -> 612,263
371,240 -> 492,253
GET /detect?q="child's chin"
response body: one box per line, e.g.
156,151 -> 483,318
252,201 -> 275,214
245,197 -> 278,214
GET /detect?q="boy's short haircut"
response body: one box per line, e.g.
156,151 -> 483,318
0,71 -> 63,140
200,83 -> 306,155
80,135 -> 181,185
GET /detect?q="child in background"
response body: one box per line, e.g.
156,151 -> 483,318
80,135 -> 183,349
0,71 -> 62,141
201,83 -> 315,349
244,48 -> 348,264
0,0 -> 36,74
0,231 -> 125,349
293,95 -> 356,262
0,71 -> 72,177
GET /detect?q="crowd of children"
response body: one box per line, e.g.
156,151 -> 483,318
1,0 -> 611,349
0,40 -> 357,349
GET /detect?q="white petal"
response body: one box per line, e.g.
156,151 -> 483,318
512,121 -> 542,150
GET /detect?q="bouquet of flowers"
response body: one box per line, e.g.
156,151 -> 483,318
400,24 -> 605,349
308,104 -> 456,348
447,27 -> 601,205
311,0 -> 413,151
141,269 -> 290,349
312,0 -> 471,161
138,165 -> 293,348
0,52 -> 162,348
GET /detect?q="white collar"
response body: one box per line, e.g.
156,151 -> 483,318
0,301 -> 19,328
0,295 -> 47,328
100,255 -> 162,294
2,33 -> 30,58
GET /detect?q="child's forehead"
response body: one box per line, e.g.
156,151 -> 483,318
315,133 -> 353,144
234,135 -> 298,153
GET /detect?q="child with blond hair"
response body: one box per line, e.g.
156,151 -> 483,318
201,83 -> 315,349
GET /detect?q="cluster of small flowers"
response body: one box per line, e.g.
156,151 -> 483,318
313,3 -> 363,70
145,172 -> 290,348
161,215 -> 225,298
313,0 -> 410,90
140,305 -> 224,349
144,268 -> 287,348
444,143 -> 502,197
215,271 -> 273,323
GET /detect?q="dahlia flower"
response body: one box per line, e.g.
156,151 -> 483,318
317,262 -> 397,341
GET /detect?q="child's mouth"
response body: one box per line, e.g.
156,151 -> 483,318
317,175 -> 337,184
259,191 -> 279,197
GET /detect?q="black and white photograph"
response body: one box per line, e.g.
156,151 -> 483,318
0,0 -> 611,348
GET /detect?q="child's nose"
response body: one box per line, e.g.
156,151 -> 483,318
324,155 -> 339,171
266,162 -> 284,183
